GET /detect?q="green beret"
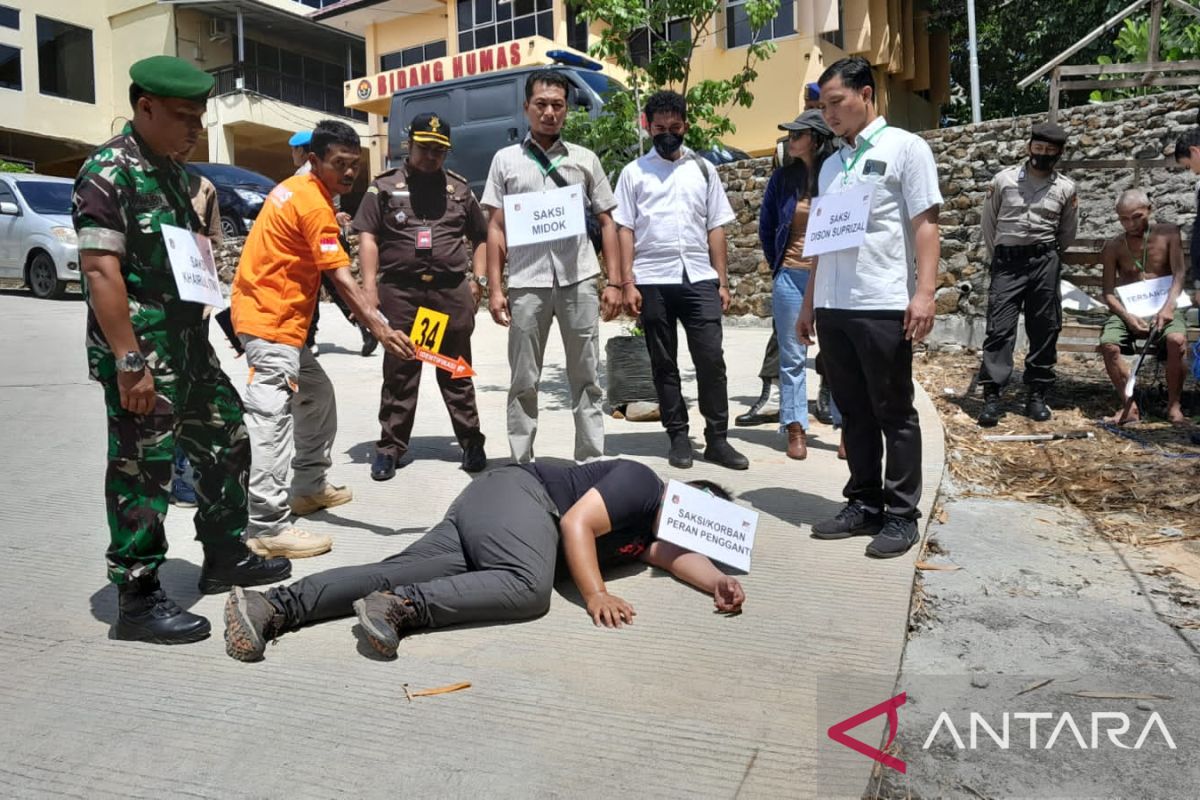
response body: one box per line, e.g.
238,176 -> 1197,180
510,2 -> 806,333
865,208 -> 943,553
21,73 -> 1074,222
129,56 -> 214,103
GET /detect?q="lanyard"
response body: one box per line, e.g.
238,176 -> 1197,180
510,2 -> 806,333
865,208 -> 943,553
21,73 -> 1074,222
1124,232 -> 1148,275
840,124 -> 889,184
523,142 -> 566,177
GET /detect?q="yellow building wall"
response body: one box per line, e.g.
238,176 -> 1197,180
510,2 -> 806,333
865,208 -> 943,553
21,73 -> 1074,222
346,0 -> 946,167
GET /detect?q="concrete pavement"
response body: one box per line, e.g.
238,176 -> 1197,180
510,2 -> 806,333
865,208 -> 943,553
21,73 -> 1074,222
0,293 -> 942,798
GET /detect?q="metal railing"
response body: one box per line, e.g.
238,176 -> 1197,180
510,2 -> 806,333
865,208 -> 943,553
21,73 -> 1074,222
208,64 -> 366,122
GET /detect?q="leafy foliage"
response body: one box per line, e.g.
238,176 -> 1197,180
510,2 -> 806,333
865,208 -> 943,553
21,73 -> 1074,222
562,0 -> 781,178
0,160 -> 32,174
1089,10 -> 1200,102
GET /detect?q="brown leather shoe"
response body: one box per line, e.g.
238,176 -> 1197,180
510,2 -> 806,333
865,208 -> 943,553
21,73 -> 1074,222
786,423 -> 808,460
837,432 -> 847,460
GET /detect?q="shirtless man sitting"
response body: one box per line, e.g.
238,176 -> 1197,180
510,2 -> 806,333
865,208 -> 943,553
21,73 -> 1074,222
1099,189 -> 1189,424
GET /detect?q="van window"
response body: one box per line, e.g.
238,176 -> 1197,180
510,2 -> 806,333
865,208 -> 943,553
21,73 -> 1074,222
573,70 -> 620,98
467,81 -> 513,122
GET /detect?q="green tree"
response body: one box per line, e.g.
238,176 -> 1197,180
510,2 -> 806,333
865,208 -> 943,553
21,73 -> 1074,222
1088,10 -> 1200,102
562,0 -> 781,177
929,0 -> 1126,124
0,160 -> 31,173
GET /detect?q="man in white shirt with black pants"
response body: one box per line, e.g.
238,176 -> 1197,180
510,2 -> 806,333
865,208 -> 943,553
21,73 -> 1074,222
615,90 -> 748,471
798,57 -> 942,558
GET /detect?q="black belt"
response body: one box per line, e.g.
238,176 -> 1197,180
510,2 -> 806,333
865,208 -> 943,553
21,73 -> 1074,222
995,241 -> 1057,259
380,271 -> 466,289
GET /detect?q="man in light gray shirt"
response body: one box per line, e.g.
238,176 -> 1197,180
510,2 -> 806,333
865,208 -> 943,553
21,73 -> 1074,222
482,69 -> 623,463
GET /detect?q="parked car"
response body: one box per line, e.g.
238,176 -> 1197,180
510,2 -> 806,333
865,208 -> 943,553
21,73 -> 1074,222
0,173 -> 78,299
697,144 -> 753,166
184,162 -> 277,239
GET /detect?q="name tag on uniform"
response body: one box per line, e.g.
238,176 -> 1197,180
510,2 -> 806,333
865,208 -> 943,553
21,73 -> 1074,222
416,227 -> 432,251
803,184 -> 875,257
161,223 -> 226,308
502,184 -> 586,248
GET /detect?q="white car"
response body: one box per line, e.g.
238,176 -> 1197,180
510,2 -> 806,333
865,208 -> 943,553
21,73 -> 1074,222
0,173 -> 79,299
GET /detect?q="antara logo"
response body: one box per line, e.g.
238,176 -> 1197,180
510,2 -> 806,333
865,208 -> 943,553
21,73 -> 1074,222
827,693 -> 1177,774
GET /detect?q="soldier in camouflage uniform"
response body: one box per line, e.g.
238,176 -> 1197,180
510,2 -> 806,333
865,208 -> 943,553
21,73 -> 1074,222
73,55 -> 291,645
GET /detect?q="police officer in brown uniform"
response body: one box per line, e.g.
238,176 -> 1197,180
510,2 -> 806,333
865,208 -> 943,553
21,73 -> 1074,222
977,121 -> 1078,427
353,113 -> 489,479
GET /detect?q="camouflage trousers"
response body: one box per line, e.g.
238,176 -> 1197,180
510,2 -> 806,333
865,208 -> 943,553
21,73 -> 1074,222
94,325 -> 249,584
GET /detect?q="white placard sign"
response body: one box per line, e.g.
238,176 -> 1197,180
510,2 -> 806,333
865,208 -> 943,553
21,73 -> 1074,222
162,223 -> 226,308
656,479 -> 758,573
1116,274 -> 1192,319
502,184 -> 586,247
803,183 -> 875,257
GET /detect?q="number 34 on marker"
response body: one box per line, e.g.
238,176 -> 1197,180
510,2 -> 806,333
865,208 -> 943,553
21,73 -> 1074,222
408,306 -> 475,378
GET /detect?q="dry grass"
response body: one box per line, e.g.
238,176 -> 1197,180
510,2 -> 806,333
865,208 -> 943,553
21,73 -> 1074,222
914,351 -> 1200,544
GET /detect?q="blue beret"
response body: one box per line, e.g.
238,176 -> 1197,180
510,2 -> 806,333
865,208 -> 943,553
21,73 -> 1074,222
289,130 -> 313,148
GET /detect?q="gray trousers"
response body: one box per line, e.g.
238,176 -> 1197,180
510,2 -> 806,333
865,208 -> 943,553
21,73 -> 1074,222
507,280 -> 604,463
266,467 -> 560,629
240,335 -> 337,537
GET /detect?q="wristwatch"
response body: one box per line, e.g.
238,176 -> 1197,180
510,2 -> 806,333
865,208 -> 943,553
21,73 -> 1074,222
473,274 -> 489,289
115,351 -> 146,373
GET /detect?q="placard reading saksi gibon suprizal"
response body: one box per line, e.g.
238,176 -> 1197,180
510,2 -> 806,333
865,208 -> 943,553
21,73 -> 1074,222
802,183 -> 875,257
502,184 -> 586,248
656,479 -> 758,573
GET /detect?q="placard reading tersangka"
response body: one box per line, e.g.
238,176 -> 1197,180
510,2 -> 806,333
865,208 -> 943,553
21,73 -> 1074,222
657,479 -> 758,572
502,184 -> 586,247
1115,274 -> 1192,319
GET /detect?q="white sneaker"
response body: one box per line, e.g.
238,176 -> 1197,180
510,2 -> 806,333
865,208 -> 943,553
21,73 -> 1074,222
246,528 -> 333,559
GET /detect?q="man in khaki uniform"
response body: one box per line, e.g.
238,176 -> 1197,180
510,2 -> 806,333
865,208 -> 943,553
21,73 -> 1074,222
977,121 -> 1078,426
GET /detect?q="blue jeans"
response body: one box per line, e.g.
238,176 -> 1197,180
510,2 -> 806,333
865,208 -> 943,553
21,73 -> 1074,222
773,268 -> 810,431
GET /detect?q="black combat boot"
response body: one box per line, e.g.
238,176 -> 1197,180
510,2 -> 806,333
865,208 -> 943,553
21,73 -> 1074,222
977,387 -> 1003,428
354,591 -> 423,658
198,540 -> 292,595
703,434 -> 750,470
734,379 -> 779,426
113,573 -> 211,644
1026,388 -> 1052,422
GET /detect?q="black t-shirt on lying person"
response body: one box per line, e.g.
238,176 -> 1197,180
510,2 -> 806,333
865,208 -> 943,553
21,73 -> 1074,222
520,459 -> 665,567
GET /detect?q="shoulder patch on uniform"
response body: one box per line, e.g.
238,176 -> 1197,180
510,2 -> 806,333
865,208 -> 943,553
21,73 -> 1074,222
986,184 -> 994,198
366,185 -> 379,194
445,168 -> 468,184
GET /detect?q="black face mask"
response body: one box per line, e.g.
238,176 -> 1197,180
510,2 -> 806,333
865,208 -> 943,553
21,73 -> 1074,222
653,131 -> 684,158
1030,152 -> 1060,172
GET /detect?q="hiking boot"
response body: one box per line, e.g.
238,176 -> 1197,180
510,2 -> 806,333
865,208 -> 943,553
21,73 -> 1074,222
224,587 -> 287,662
198,541 -> 292,595
461,440 -> 488,473
291,483 -> 353,516
735,379 -> 780,427
113,574 -> 210,645
1025,388 -> 1052,422
977,389 -> 1003,428
371,452 -> 397,482
865,514 -> 921,559
786,423 -> 808,460
704,436 -> 749,470
811,501 -> 884,540
668,431 -> 693,469
353,591 -> 422,658
245,527 -> 332,560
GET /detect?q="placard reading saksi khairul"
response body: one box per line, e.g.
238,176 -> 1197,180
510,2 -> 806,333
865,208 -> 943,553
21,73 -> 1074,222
802,183 -> 875,257
502,184 -> 587,248
656,479 -> 758,573
162,223 -> 226,308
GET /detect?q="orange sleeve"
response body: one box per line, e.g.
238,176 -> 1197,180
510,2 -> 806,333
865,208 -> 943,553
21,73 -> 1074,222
299,204 -> 350,272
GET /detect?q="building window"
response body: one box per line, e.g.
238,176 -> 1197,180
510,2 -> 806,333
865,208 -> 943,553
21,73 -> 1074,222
381,39 -> 447,71
0,4 -> 18,30
566,6 -> 588,52
0,44 -> 18,90
819,0 -> 845,49
725,0 -> 793,49
456,0 -> 553,54
629,17 -> 690,68
37,16 -> 94,103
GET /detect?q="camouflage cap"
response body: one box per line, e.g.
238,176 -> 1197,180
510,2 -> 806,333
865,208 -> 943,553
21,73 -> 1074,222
129,56 -> 214,103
